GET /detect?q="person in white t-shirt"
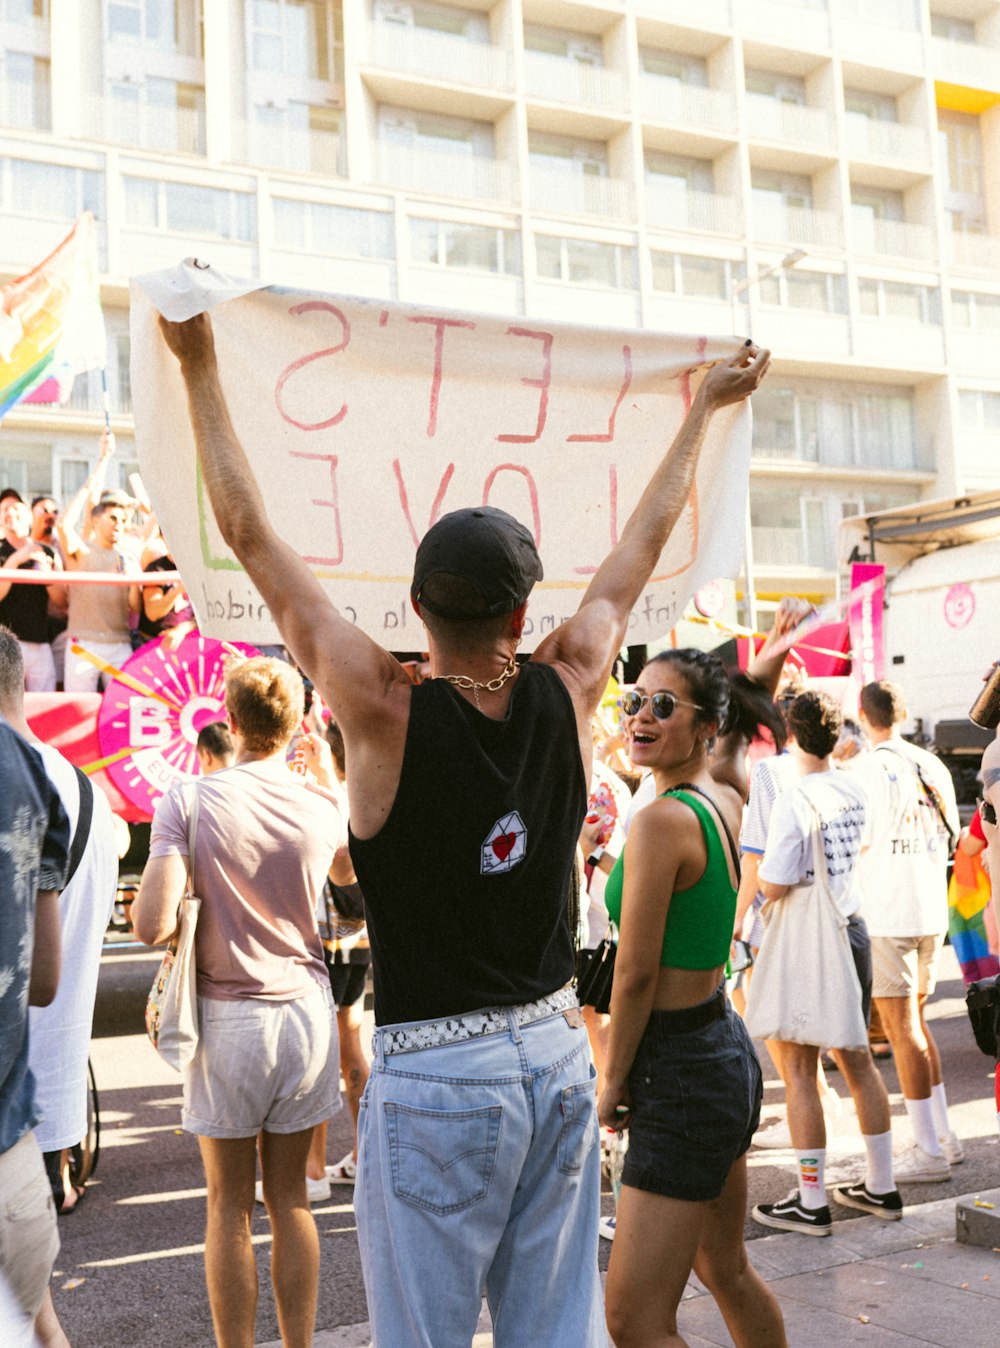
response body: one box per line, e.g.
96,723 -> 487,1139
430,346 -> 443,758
850,681 -> 962,1183
0,626 -> 119,1348
750,690 -> 899,1237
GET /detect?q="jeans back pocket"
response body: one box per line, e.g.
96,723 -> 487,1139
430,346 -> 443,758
557,1072 -> 597,1175
384,1102 -> 502,1215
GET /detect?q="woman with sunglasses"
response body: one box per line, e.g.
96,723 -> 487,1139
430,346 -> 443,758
598,649 -> 786,1348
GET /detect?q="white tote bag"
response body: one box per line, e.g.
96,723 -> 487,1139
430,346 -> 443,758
744,801 -> 868,1051
144,783 -> 202,1071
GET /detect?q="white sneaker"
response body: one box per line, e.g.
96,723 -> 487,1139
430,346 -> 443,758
599,1214 -> 617,1241
940,1131 -> 965,1166
753,1118 -> 792,1149
255,1175 -> 331,1205
893,1142 -> 951,1184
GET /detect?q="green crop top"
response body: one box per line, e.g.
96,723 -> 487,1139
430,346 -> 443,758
604,789 -> 737,970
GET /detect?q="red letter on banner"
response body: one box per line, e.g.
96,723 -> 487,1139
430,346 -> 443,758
497,328 -> 554,444
289,452 -> 344,565
275,303 -> 351,432
408,315 -> 476,438
567,346 -> 633,443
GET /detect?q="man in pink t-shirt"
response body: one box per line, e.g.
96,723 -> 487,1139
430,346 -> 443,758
133,657 -> 348,1348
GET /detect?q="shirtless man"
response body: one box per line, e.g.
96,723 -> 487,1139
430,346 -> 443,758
160,312 -> 769,1347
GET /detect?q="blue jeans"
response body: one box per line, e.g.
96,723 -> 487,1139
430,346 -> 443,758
355,1003 -> 605,1348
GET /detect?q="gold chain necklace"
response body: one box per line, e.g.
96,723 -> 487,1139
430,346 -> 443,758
439,656 -> 519,711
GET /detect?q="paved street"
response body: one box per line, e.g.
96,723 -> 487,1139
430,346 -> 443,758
51,944 -> 999,1347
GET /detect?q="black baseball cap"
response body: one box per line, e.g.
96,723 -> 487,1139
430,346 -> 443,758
411,507 -> 543,620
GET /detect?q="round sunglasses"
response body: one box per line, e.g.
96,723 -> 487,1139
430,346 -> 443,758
619,690 -> 704,720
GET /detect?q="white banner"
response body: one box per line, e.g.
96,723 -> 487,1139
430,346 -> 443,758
131,263 -> 751,652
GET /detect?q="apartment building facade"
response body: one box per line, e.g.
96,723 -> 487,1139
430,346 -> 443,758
2,0 -> 999,617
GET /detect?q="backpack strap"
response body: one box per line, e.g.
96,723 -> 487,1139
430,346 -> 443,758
64,767 -> 95,889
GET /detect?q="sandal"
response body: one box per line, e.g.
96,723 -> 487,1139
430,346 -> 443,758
57,1184 -> 87,1216
326,1152 -> 357,1184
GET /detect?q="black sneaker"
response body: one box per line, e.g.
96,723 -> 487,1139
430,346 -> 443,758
752,1191 -> 832,1237
832,1182 -> 903,1221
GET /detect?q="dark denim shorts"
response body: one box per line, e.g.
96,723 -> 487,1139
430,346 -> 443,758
622,988 -> 763,1203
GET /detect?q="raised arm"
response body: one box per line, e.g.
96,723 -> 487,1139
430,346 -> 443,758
745,595 -> 812,696
58,430 -> 114,561
534,345 -> 770,718
159,315 -> 410,740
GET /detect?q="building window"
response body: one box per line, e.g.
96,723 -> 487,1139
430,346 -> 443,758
650,252 -> 733,299
376,1 -> 486,41
248,0 -> 340,80
645,151 -> 714,195
0,51 -> 50,131
844,88 -> 897,123
124,177 -> 255,241
272,198 -> 392,257
752,380 -> 918,471
640,47 -> 707,86
2,158 -> 102,219
938,110 -> 986,234
0,2 -> 50,24
745,68 -> 806,105
952,291 -> 1000,331
524,24 -> 602,65
528,130 -> 608,178
758,269 -> 847,314
107,0 -> 202,56
535,235 -> 634,288
858,278 -> 939,323
410,217 -> 518,273
959,389 -> 1000,430
851,185 -> 904,224
931,13 -> 976,42
751,169 -> 813,212
109,78 -> 205,154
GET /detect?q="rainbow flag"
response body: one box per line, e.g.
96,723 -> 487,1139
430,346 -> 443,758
0,213 -> 106,420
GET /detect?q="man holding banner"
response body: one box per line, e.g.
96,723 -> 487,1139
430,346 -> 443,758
159,311 -> 768,1347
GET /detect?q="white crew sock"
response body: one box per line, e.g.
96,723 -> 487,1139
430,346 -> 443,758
863,1130 -> 895,1195
904,1096 -> 943,1156
796,1149 -> 827,1209
930,1082 -> 951,1138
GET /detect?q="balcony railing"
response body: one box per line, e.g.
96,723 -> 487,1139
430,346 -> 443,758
753,201 -> 843,248
844,114 -> 929,167
0,82 -> 50,133
645,184 -> 740,236
639,77 -> 738,135
931,36 -> 1000,96
949,231 -> 1000,273
751,525 -> 829,569
245,120 -> 344,178
530,168 -> 632,220
368,21 -> 514,91
524,52 -> 628,112
746,95 -> 836,151
378,143 -> 512,203
732,0 -> 830,48
852,217 -> 936,263
87,94 -> 206,157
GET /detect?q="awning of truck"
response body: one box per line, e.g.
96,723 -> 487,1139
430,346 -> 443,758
839,490 -> 1000,572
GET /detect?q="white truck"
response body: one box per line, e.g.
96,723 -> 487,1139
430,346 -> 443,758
840,490 -> 1000,806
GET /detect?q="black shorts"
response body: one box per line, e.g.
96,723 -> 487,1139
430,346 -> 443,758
325,960 -> 368,1010
623,988 -> 763,1203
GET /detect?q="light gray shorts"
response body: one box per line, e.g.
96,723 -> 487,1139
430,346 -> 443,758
0,1131 -> 59,1319
183,983 -> 341,1138
871,933 -> 944,1000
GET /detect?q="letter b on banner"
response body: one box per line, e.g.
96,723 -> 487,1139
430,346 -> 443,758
129,697 -> 172,748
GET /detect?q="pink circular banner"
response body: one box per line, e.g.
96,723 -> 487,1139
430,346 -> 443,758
943,583 -> 975,630
97,632 -> 257,817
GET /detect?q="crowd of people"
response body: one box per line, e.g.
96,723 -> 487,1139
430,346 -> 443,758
1,311 -> 996,1348
0,429 -> 194,696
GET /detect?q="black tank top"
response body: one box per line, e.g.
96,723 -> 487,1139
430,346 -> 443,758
349,661 -> 586,1025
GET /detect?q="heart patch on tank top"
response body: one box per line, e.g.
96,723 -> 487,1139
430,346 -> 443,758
482,812 -> 526,875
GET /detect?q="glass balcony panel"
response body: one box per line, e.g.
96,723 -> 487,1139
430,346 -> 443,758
523,51 -> 627,112
378,142 -> 511,203
249,107 -> 344,176
529,167 -> 632,220
746,94 -> 836,149
0,52 -> 50,131
753,200 -> 842,248
645,184 -> 740,236
751,526 -> 809,567
368,20 -> 513,90
98,86 -> 206,156
640,78 -> 737,135
844,114 -> 929,166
